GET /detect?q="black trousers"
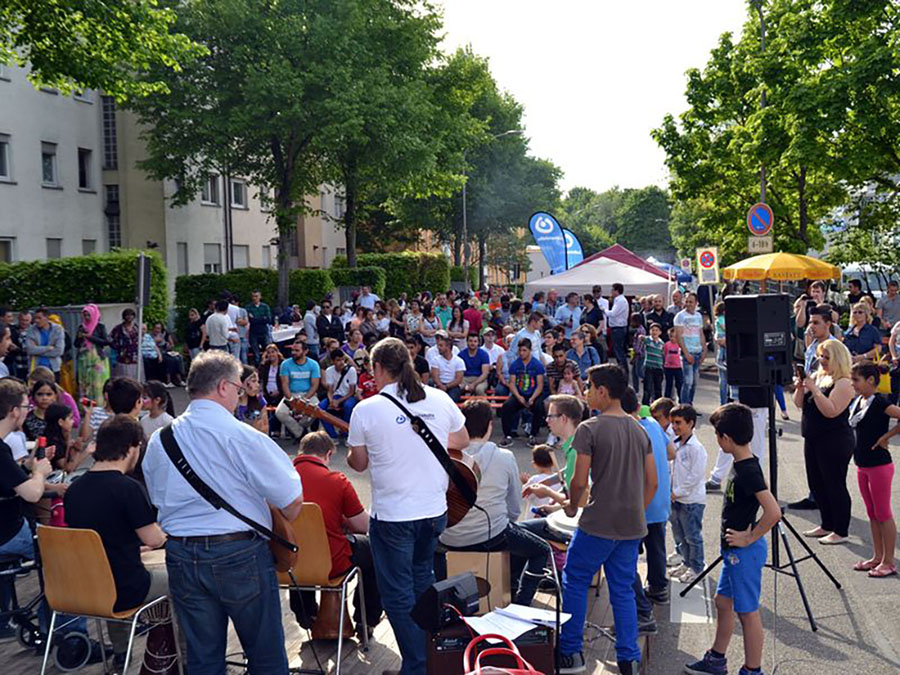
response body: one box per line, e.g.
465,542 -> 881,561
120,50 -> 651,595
289,533 -> 382,629
642,367 -> 663,405
501,395 -> 545,437
803,434 -> 853,537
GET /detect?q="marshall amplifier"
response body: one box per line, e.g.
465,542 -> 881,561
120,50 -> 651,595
426,622 -> 554,675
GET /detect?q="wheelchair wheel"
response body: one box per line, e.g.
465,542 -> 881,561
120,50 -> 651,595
16,623 -> 43,650
53,631 -> 92,672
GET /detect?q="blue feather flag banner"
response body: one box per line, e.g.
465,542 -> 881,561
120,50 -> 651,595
529,212 -> 567,274
563,229 -> 584,268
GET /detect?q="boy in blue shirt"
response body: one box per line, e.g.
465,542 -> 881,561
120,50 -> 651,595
459,333 -> 490,397
685,403 -> 780,675
499,338 -> 545,446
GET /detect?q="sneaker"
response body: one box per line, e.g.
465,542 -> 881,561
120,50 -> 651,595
705,480 -> 721,492
678,568 -> 699,584
684,650 -> 728,674
617,661 -> 640,675
499,436 -> 513,447
668,563 -> 688,579
559,651 -> 586,674
528,435 -> 537,446
667,552 -> 683,567
738,668 -> 764,675
644,586 -> 670,605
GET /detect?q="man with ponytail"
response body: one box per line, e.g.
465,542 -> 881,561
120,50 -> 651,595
347,338 -> 469,675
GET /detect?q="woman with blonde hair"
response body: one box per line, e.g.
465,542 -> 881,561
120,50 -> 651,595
793,339 -> 855,545
844,302 -> 881,363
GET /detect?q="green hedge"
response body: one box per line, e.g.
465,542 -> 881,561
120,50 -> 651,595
0,250 -> 168,324
450,265 -> 479,288
328,267 -> 387,298
332,252 -> 450,298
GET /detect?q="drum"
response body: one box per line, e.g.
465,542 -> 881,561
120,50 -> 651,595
546,508 -> 582,541
139,548 -> 179,675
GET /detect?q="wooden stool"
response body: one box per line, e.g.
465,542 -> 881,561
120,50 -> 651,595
446,550 -> 511,613
311,590 -> 354,640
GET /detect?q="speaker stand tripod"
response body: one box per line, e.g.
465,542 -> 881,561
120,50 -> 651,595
679,385 -> 841,631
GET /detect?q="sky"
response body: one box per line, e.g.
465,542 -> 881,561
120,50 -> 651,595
439,0 -> 750,195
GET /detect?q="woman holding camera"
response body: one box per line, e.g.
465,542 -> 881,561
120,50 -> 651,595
793,340 -> 855,545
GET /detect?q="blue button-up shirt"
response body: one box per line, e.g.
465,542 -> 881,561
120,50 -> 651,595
843,323 -> 881,357
554,304 -> 583,339
143,399 -> 302,536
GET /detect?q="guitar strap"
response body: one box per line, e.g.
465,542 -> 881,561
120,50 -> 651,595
379,392 -> 477,508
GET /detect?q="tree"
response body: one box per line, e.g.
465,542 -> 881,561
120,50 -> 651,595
0,0 -> 203,100
617,186 -> 672,256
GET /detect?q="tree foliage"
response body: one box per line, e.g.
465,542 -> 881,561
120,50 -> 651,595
0,0 -> 203,100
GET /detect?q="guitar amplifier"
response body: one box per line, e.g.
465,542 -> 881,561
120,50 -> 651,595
426,622 -> 555,675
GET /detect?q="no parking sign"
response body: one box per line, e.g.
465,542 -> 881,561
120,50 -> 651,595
695,247 -> 719,284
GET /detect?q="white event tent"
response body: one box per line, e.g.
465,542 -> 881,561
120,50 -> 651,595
523,255 -> 670,300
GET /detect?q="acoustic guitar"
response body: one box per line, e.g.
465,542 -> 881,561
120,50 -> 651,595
287,398 -> 480,526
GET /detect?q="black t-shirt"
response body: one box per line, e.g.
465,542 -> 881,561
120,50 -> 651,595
64,471 -> 156,611
0,439 -> 28,546
721,457 -> 768,550
414,354 -> 430,379
852,394 -> 893,468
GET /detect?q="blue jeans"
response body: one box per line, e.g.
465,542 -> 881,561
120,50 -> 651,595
610,327 -> 628,377
561,529 -> 641,663
370,514 -> 446,675
680,352 -> 702,404
718,368 -> 738,404
631,354 -> 644,394
318,396 -> 357,438
774,384 -> 787,412
670,502 -> 705,572
165,535 -> 288,675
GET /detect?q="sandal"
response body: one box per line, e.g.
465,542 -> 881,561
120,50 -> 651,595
868,564 -> 897,578
853,559 -> 879,571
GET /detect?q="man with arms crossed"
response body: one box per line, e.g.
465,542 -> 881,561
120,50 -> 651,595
143,351 -> 303,674
347,338 -> 468,675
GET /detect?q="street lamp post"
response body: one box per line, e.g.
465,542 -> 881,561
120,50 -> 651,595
461,128 -> 524,291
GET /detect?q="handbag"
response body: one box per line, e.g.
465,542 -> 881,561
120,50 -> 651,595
159,425 -> 298,573
876,356 -> 892,395
462,634 -> 543,675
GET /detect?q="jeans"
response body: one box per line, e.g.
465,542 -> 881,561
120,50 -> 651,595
643,367 -> 663,405
631,354 -> 644,396
680,352 -> 702,404
610,327 -> 628,377
643,521 -> 667,592
501,395 -> 545,437
436,523 -> 551,607
306,344 -> 320,360
318,396 -> 357,438
444,385 -> 463,403
239,338 -> 249,364
664,367 -> 683,400
249,330 -> 268,365
165,535 -> 289,675
670,502 -> 705,572
774,384 -> 787,412
561,529 -> 641,663
370,513 -> 446,675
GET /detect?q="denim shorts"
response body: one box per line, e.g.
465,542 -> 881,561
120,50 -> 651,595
717,537 -> 767,613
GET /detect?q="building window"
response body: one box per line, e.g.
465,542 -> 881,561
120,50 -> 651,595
41,142 -> 58,186
335,247 -> 346,257
201,174 -> 219,205
82,239 -> 97,255
203,243 -> 222,273
262,245 -> 271,269
0,135 -> 10,181
101,96 -> 118,169
230,179 -> 247,208
232,245 -> 249,268
105,185 -> 121,248
176,242 -> 188,276
334,194 -> 346,220
0,237 -> 14,263
77,148 -> 93,190
46,238 -> 62,259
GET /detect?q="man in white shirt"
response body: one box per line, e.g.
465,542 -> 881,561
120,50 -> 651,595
667,289 -> 684,316
303,300 -> 320,359
555,292 -> 583,340
348,338 -> 468,675
607,283 -> 630,376
143,351 -> 303,674
674,292 -> 705,405
482,328 -> 505,366
204,300 -> 232,350
429,332 -> 466,402
358,286 -> 380,310
319,349 -> 357,438
225,296 -> 244,359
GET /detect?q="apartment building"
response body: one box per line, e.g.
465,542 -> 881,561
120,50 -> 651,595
0,63 -> 346,287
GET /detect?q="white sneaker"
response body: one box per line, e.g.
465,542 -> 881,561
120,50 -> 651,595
666,552 -> 683,568
668,564 -> 688,579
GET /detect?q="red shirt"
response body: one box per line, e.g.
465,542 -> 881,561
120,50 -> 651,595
463,307 -> 483,335
358,371 -> 378,399
292,455 -> 365,578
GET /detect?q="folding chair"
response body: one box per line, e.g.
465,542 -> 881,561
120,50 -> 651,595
277,503 -> 368,675
36,525 -> 179,675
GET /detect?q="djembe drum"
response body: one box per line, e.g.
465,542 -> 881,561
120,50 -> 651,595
140,550 -> 179,675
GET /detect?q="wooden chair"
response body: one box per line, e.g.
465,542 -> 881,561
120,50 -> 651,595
36,525 -> 177,675
277,503 -> 368,675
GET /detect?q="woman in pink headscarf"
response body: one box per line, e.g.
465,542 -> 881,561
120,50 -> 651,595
74,304 -> 111,403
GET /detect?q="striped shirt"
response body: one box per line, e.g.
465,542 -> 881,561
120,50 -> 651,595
644,338 -> 664,370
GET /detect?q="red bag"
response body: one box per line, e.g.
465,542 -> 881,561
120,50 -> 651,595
463,634 -> 544,675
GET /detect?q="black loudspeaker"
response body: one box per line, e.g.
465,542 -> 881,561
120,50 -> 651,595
725,294 -> 793,387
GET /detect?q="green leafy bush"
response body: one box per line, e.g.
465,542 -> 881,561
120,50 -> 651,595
0,250 -> 168,324
450,265 -> 478,288
332,252 -> 450,298
328,267 -> 387,298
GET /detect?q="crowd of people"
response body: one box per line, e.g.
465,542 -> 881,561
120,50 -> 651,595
0,272 -> 897,675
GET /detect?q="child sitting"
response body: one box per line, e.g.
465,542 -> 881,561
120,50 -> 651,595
849,361 -> 900,578
557,362 -> 583,398
521,445 -> 561,516
668,404 -> 707,584
685,403 -> 780,675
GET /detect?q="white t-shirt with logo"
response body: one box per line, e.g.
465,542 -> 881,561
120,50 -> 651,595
348,382 -> 466,521
674,309 -> 704,355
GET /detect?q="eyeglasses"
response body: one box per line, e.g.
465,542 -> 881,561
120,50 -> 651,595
546,413 -> 564,420
223,380 -> 246,396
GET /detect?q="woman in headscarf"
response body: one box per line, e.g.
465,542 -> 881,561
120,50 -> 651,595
75,304 -> 111,403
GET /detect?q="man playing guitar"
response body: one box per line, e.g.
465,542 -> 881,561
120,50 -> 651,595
347,338 -> 469,675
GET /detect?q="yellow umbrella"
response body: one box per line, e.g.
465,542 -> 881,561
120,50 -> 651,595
722,252 -> 841,281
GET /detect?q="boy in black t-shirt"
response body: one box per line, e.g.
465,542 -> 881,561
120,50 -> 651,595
685,404 -> 780,675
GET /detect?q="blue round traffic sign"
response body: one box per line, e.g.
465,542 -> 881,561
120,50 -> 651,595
747,202 -> 774,236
